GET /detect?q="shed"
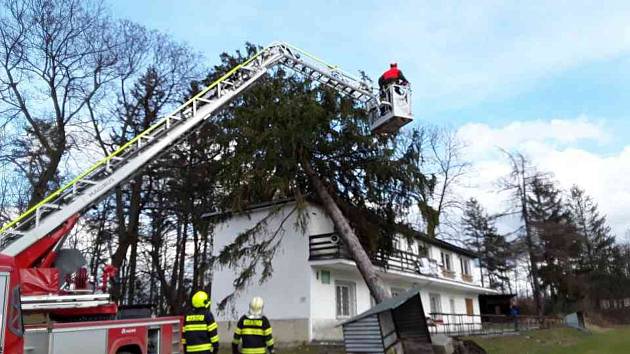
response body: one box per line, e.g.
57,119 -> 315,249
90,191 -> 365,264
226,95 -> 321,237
340,287 -> 434,354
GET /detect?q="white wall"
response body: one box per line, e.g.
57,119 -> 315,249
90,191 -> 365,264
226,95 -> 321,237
310,266 -> 483,340
212,203 -> 325,322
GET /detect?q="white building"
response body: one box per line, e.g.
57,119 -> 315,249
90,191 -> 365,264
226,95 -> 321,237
209,201 -> 497,344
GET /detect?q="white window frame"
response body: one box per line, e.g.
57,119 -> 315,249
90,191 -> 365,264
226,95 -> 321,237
393,237 -> 401,251
335,281 -> 356,319
441,252 -> 452,271
429,293 -> 442,320
460,257 -> 471,275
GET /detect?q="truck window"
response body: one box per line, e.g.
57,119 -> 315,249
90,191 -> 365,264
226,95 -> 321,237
0,273 -> 8,349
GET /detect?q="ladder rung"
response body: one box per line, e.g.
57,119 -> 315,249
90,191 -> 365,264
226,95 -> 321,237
78,179 -> 98,185
195,97 -> 213,104
42,203 -> 61,210
168,115 -> 183,121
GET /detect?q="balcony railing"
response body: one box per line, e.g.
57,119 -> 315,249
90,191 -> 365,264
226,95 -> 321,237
427,313 -> 565,337
309,234 -> 459,281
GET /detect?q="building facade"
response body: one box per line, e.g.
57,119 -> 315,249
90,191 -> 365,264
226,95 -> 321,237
209,202 -> 497,344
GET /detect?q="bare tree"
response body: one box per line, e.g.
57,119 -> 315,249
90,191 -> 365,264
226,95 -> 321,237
0,0 -> 120,208
419,126 -> 470,239
84,27 -> 202,303
500,151 -> 546,316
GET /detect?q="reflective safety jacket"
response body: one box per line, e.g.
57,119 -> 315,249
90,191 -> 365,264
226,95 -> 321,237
182,309 -> 220,354
232,315 -> 274,354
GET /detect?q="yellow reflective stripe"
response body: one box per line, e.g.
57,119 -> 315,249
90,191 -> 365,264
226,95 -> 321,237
183,324 -> 208,331
232,338 -> 241,345
210,335 -> 220,343
241,328 -> 264,336
186,343 -> 213,352
243,319 -> 263,327
241,348 -> 267,354
207,322 -> 218,331
266,338 -> 274,346
234,327 -> 242,335
186,315 -> 206,322
263,328 -> 272,336
181,338 -> 186,344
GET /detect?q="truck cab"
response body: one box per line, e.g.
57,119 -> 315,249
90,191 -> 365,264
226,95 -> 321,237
0,254 -> 25,354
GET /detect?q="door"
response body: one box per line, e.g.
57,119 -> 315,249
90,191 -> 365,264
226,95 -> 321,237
465,298 -> 474,316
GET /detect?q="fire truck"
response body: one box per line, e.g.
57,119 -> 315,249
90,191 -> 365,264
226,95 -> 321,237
0,42 -> 413,354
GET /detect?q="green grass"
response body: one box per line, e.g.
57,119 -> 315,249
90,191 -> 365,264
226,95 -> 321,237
218,345 -> 344,354
471,326 -> 630,354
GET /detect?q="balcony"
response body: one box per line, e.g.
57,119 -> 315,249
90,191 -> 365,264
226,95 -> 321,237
442,269 -> 456,279
309,234 -> 448,280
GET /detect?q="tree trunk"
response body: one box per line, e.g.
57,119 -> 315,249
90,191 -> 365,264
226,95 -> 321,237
28,145 -> 65,208
517,158 -> 543,317
126,240 -> 138,304
302,159 -> 391,303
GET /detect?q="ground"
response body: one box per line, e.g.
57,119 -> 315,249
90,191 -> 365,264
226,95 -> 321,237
218,345 -> 344,354
219,327 -> 630,353
471,326 -> 630,354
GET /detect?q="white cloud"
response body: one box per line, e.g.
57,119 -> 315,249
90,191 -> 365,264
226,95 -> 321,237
456,117 -> 630,237
365,1 -> 630,108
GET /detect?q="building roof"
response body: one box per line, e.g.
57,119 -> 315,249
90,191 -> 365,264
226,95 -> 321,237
413,232 -> 477,258
339,287 -> 422,326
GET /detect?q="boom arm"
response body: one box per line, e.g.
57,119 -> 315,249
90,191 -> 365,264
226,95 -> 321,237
0,42 -> 396,256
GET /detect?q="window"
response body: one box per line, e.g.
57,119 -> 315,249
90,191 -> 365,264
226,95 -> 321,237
393,237 -> 401,250
460,258 -> 471,275
440,252 -> 452,271
465,298 -> 474,316
335,281 -> 356,318
449,298 -> 456,314
320,270 -> 331,284
391,287 -> 406,297
0,273 -> 7,346
429,293 -> 442,318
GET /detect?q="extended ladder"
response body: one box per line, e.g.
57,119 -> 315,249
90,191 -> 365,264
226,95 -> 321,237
0,42 -> 410,256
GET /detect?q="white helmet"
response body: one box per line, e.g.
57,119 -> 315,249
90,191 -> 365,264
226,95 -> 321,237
248,296 -> 264,318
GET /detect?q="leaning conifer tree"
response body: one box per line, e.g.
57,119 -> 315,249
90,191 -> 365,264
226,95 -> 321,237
193,44 -> 435,309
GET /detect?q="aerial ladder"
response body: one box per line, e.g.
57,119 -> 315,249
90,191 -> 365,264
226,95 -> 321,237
0,42 -> 413,353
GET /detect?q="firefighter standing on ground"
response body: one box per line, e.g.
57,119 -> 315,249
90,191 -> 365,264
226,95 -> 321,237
182,291 -> 220,354
232,297 -> 275,354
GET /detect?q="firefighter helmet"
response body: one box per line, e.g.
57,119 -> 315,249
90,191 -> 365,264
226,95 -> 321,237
192,290 -> 211,309
249,296 -> 264,317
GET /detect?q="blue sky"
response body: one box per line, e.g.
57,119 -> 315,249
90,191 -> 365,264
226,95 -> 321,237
110,0 -> 630,236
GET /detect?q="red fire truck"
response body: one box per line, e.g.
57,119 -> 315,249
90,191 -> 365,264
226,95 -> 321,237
0,42 -> 412,354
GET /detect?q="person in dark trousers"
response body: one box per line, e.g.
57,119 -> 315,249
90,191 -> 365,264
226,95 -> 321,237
182,291 -> 220,354
378,62 -> 409,90
232,297 -> 275,354
510,303 -> 521,331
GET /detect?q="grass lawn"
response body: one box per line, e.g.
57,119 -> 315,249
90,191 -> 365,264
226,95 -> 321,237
471,326 -> 630,354
218,345 -> 344,354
